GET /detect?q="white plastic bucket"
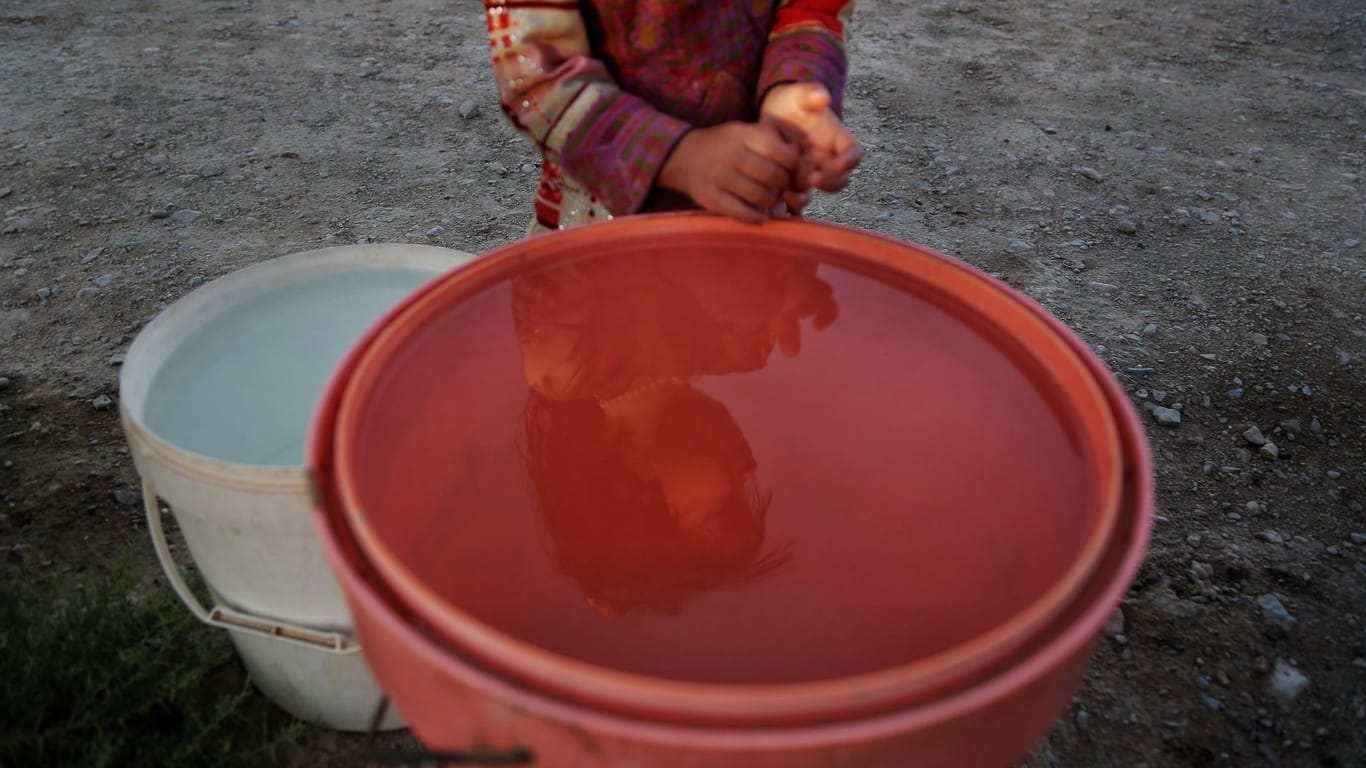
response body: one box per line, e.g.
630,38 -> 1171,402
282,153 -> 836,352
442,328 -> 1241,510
119,243 -> 475,730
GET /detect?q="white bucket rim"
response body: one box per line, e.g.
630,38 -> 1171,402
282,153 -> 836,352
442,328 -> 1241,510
118,243 -> 473,488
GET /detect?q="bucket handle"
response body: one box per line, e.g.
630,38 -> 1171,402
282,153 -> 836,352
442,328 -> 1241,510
143,478 -> 359,655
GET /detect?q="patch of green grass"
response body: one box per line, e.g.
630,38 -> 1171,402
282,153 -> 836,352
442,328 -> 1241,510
0,551 -> 304,768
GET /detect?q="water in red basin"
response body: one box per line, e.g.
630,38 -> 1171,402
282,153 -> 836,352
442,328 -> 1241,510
338,237 -> 1114,688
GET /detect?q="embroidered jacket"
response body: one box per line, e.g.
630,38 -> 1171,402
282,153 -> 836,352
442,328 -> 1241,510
484,1 -> 853,232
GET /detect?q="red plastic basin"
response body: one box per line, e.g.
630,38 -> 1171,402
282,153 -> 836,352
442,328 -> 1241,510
319,215 -> 1127,728
306,217 -> 1153,765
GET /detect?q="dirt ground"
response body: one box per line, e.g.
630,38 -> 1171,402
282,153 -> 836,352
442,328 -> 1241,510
2,0 -> 1363,766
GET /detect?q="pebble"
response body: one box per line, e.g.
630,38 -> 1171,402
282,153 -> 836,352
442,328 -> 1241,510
425,225 -> 444,237
1280,419 -> 1302,435
93,273 -> 116,288
0,376 -> 10,390
0,187 -> 10,198
109,352 -> 126,366
1079,166 -> 1105,182
92,395 -> 113,411
1186,533 -> 1203,547
458,100 -> 481,119
169,209 -> 203,225
147,153 -> 168,166
1104,607 -> 1126,637
1325,470 -> 1341,480
1256,529 -> 1284,545
1260,442 -> 1279,460
1149,405 -> 1181,426
112,489 -> 139,506
1250,333 -> 1268,346
1309,418 -> 1322,434
1344,238 -> 1360,248
1115,219 -> 1138,234
1350,532 -> 1366,546
1088,281 -> 1119,294
2,217 -> 34,234
36,287 -> 51,299
1226,388 -> 1244,399
1142,323 -> 1158,336
82,247 -> 103,264
1257,593 -> 1296,629
1007,239 -> 1034,252
1267,659 -> 1309,705
1245,500 -> 1261,514
1243,426 -> 1267,446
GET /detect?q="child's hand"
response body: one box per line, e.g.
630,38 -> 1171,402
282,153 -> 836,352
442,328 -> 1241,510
760,83 -> 863,196
658,122 -> 801,225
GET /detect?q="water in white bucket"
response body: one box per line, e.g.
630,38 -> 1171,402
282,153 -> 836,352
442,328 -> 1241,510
145,268 -> 434,467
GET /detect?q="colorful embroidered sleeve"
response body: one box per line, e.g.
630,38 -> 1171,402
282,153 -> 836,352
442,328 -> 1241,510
484,1 -> 691,216
757,0 -> 855,116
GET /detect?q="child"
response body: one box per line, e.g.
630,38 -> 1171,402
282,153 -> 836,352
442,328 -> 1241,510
483,1 -> 862,233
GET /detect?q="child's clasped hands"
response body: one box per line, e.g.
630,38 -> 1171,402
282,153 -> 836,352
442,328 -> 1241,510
657,82 -> 863,225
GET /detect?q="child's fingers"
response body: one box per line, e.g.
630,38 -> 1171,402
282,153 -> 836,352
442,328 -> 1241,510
746,126 -> 802,172
737,153 -> 795,196
712,190 -> 767,225
782,188 -> 811,216
727,172 -> 783,214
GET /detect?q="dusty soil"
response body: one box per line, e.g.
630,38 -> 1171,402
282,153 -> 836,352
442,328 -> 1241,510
2,0 -> 1363,766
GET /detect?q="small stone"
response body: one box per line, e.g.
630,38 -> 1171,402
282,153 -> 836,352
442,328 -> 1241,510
1267,659 -> 1309,705
93,273 -> 116,288
0,187 -> 10,198
112,489 -> 139,506
425,225 -> 444,237
1007,239 -> 1035,252
1150,405 -> 1181,426
1344,238 -> 1360,248
458,100 -> 481,119
1326,470 -> 1341,480
1226,388 -> 1244,399
1,217 -> 34,234
147,153 -> 168,166
199,163 -> 226,177
189,276 -> 204,288
109,352 -> 126,366
1256,530 -> 1284,545
1187,533 -> 1203,547
1104,607 -> 1126,637
92,395 -> 114,411
169,209 -> 203,225
1243,426 -> 1267,446
36,287 -> 51,299
1250,333 -> 1268,346
1245,501 -> 1261,514
1237,447 -> 1253,464
1350,532 -> 1366,546
1115,219 -> 1138,234
82,247 -> 103,264
1257,594 -> 1296,629
1280,419 -> 1302,435
71,335 -> 84,346
1188,561 -> 1214,582
1088,281 -> 1119,294
1260,442 -> 1279,460
1309,418 -> 1322,434
0,376 -> 10,390
1142,323 -> 1158,336
1079,166 -> 1105,182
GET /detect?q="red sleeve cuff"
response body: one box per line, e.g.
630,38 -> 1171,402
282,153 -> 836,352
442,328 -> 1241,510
758,29 -> 849,117
558,92 -> 692,215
